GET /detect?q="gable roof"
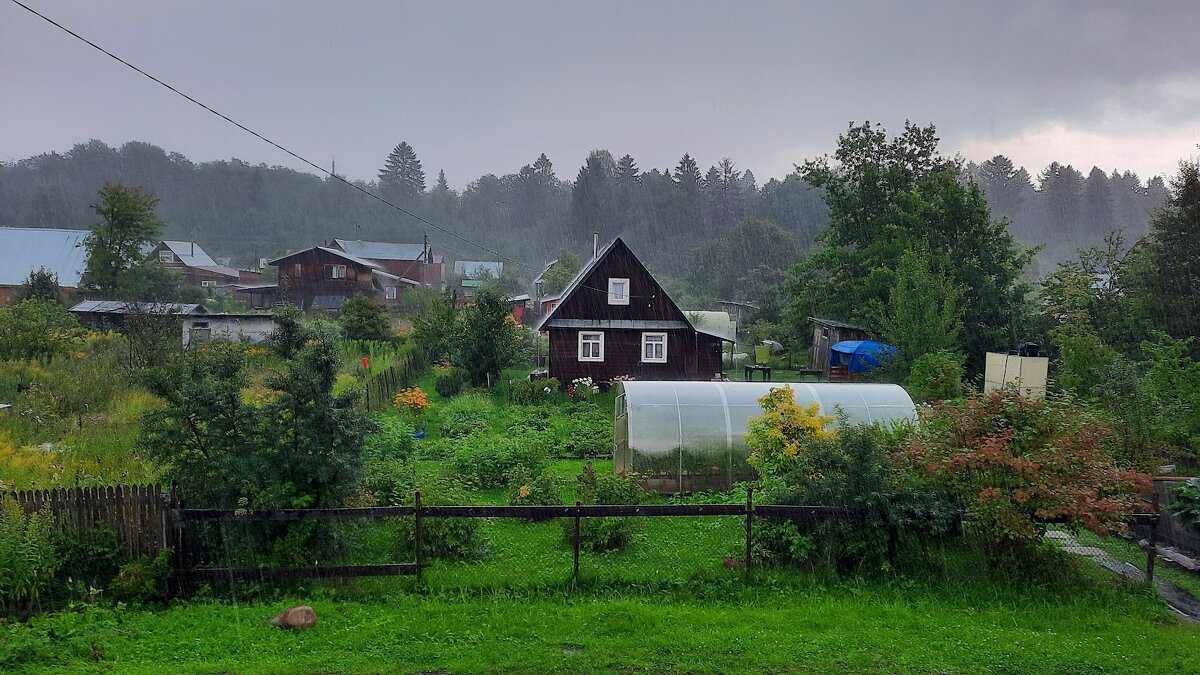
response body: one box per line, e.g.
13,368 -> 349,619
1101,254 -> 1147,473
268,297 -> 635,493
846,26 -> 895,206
536,239 -> 617,330
332,239 -> 427,262
0,227 -> 89,287
268,246 -> 383,270
454,260 -> 504,278
160,240 -> 218,267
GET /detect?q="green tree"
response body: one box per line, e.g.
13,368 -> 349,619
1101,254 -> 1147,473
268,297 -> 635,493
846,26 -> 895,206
454,290 -> 521,386
17,267 -> 62,304
786,122 -> 1033,374
411,290 -> 458,362
865,247 -> 965,368
378,141 -> 426,201
339,294 -> 393,341
79,182 -> 164,298
539,249 -> 582,296
0,299 -> 84,363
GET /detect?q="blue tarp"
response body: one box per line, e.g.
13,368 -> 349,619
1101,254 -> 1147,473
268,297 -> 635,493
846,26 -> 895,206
830,340 -> 900,373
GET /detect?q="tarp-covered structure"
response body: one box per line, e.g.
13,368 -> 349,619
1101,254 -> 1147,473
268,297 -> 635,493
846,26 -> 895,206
830,340 -> 900,374
614,381 -> 916,493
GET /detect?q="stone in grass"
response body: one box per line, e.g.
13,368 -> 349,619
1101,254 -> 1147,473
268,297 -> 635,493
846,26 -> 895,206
268,605 -> 318,629
1062,546 -> 1108,557
1044,530 -> 1073,540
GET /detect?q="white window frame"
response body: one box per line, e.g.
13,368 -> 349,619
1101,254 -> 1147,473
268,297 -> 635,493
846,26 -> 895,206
158,249 -> 174,263
293,263 -> 302,276
329,264 -> 347,279
641,332 -> 668,363
578,331 -> 604,362
201,280 -> 215,288
385,286 -> 397,300
608,277 -> 630,305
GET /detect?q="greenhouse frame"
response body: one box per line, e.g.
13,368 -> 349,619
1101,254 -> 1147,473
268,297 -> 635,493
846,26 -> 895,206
614,381 -> 916,493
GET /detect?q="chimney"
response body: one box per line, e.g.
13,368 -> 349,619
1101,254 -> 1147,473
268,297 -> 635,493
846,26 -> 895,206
592,232 -> 599,260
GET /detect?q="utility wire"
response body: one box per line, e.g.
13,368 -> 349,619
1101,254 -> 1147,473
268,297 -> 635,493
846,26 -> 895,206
9,0 -> 643,301
8,0 -> 523,269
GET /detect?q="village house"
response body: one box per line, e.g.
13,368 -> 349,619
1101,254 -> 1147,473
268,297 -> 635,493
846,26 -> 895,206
0,227 -> 89,306
182,313 -> 277,348
147,240 -> 240,288
69,300 -> 207,328
537,237 -> 731,383
330,239 -> 443,287
269,246 -> 418,312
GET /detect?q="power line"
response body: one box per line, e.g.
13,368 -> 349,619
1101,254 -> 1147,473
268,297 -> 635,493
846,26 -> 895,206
7,0 -> 524,270
9,0 -> 640,301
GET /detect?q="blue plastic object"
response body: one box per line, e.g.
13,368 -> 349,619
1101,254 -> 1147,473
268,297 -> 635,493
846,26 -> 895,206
830,340 -> 900,373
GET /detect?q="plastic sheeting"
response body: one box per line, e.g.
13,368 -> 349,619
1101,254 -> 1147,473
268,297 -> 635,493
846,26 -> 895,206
614,381 -> 916,493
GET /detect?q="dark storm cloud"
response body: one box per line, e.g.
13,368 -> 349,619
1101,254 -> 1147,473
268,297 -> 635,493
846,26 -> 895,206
1,0 -> 1197,184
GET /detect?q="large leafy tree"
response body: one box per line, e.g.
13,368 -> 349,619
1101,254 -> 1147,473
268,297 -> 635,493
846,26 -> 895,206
17,267 -> 62,304
785,121 -> 1034,373
378,141 -> 426,201
538,249 -> 582,296
339,294 -> 393,342
454,290 -> 521,386
0,299 -> 83,363
79,182 -> 166,298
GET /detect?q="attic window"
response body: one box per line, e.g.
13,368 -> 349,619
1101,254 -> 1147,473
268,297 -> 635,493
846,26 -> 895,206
159,250 -> 174,263
385,286 -> 397,300
328,264 -> 347,279
608,278 -> 630,305
578,331 -> 604,362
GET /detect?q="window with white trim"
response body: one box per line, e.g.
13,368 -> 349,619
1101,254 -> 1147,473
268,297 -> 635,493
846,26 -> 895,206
201,280 -> 215,288
607,278 -> 630,305
578,331 -> 604,362
293,263 -> 302,276
158,249 -> 174,263
385,286 -> 397,300
328,264 -> 347,279
641,332 -> 667,363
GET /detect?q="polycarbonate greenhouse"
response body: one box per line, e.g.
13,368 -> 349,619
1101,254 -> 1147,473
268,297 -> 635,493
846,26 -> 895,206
614,381 -> 916,493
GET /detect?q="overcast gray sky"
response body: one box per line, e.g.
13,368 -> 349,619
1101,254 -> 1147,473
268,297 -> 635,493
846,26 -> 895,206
3,0 -> 1198,187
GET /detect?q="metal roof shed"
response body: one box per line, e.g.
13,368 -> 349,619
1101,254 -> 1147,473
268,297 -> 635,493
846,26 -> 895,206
614,381 -> 915,493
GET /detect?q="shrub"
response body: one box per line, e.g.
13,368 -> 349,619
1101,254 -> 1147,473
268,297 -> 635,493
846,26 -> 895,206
906,350 -> 965,403
507,465 -> 566,507
434,368 -> 465,398
398,468 -> 483,560
558,407 -> 613,459
896,390 -> 1148,564
1170,478 -> 1200,532
53,524 -> 122,590
111,548 -> 171,605
504,406 -> 555,434
364,414 -> 416,463
0,495 -> 60,617
744,385 -> 836,478
451,435 -> 550,488
566,461 -> 643,552
438,393 -> 493,438
567,377 -> 598,402
509,377 -> 559,405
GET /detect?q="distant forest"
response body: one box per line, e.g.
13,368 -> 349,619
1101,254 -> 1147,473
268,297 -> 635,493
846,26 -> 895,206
0,139 -> 1170,290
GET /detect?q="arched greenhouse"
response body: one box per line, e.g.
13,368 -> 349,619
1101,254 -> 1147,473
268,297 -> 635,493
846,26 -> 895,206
614,381 -> 916,493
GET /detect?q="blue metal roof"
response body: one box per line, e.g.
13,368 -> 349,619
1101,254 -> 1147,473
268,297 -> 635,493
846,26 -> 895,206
0,227 -> 89,287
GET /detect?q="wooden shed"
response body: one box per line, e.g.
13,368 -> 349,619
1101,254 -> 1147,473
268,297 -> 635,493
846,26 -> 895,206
810,317 -> 869,377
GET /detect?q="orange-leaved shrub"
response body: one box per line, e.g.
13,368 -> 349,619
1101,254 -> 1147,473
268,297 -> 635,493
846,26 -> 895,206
896,389 -> 1148,559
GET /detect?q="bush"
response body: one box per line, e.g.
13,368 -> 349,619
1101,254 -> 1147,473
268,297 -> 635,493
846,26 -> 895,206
897,390 -> 1147,564
364,414 -> 416,462
438,393 -> 493,438
566,377 -> 598,402
451,435 -> 550,488
434,368 -> 464,398
566,461 -> 643,552
509,377 -> 559,405
1170,478 -> 1200,532
0,496 -> 59,617
507,465 -> 566,507
53,525 -> 122,590
402,469 -> 483,560
906,350 -> 965,403
111,548 -> 170,605
558,407 -> 613,459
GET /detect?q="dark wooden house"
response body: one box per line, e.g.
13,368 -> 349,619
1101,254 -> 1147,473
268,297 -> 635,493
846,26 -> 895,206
330,239 -> 442,288
537,238 -> 731,383
269,246 -> 416,312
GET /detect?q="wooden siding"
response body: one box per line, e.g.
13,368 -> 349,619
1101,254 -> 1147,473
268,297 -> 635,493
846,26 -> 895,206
548,242 -> 688,324
274,248 -> 387,310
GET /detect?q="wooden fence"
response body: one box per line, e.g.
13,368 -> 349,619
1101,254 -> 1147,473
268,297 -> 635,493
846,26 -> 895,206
359,347 -> 426,412
7,484 -> 171,560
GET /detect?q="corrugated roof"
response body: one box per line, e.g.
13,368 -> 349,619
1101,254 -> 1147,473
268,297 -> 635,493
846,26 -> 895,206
333,239 -> 427,261
161,241 -> 218,267
191,264 -> 240,279
454,260 -> 504,278
69,300 -> 207,315
0,227 -> 89,287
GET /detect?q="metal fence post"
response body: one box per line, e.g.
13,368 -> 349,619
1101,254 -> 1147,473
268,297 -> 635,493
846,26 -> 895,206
744,487 -> 754,582
573,501 -> 581,585
414,490 -> 423,584
1147,491 -> 1160,586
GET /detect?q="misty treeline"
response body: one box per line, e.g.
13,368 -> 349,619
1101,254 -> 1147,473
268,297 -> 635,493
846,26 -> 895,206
0,137 -> 1166,290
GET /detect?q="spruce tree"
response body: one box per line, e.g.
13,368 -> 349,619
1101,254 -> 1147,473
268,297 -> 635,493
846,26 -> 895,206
378,141 -> 426,200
